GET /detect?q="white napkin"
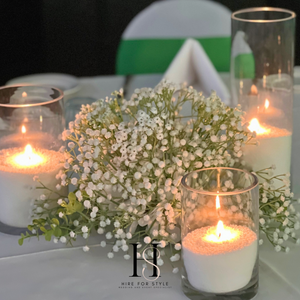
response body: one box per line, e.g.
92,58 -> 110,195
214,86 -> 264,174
163,38 -> 230,104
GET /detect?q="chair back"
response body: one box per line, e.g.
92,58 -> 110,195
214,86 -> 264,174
116,0 -> 231,75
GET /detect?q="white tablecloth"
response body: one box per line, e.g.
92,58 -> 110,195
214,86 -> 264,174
0,233 -> 299,300
1,74 -> 299,300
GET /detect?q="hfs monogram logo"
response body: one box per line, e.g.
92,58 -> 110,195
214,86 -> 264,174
130,243 -> 161,281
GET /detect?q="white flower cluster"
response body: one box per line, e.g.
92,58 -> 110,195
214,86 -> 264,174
257,168 -> 300,252
27,80 -> 255,266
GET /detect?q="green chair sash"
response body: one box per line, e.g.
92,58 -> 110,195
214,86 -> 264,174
234,53 -> 255,79
116,37 -> 231,75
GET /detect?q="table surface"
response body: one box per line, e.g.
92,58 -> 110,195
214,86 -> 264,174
1,74 -> 300,300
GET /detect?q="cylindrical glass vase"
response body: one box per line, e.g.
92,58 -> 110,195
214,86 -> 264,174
181,167 -> 259,300
231,8 -> 295,177
0,85 -> 67,232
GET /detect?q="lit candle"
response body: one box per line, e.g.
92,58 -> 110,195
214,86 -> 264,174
249,84 -> 258,96
0,140 -> 66,228
182,196 -> 257,293
244,118 -> 292,177
257,99 -> 283,119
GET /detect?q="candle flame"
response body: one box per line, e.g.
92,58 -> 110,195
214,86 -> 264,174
21,125 -> 26,134
24,144 -> 33,158
22,92 -> 27,97
250,84 -> 258,95
264,99 -> 270,110
204,222 -> 238,243
248,118 -> 270,135
216,220 -> 224,238
13,144 -> 44,167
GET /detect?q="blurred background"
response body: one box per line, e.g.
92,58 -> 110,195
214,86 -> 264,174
1,0 -> 299,85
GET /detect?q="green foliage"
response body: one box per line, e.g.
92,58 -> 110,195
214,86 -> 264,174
60,192 -> 83,215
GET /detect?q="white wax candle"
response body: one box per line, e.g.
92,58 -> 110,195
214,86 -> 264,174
244,119 -> 292,177
0,146 -> 66,227
182,225 -> 257,293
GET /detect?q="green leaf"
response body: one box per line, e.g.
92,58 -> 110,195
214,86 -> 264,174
60,192 -> 83,215
18,238 -> 24,246
52,218 -> 60,226
68,192 -> 76,202
32,218 -> 46,226
54,226 -> 62,237
40,227 -> 47,233
44,230 -> 53,241
27,225 -> 33,231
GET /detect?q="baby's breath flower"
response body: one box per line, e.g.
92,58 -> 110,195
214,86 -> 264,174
60,236 -> 67,243
159,240 -> 167,248
97,228 -> 104,234
144,236 -> 151,244
84,200 -> 91,209
83,246 -> 90,252
275,245 -> 281,252
174,243 -> 181,250
81,226 -> 88,233
28,82 -> 295,265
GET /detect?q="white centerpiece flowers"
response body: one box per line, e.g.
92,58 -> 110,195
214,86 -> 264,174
19,81 -> 300,268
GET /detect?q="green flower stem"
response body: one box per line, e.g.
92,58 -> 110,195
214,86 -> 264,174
77,211 -> 91,221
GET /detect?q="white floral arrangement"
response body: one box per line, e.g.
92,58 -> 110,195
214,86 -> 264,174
19,81 -> 300,270
256,168 -> 300,252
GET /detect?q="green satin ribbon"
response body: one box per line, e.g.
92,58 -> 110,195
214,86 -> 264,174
234,53 -> 255,79
116,37 -> 231,75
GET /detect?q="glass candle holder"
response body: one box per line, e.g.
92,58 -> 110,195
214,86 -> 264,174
0,85 -> 67,231
231,8 -> 296,177
181,167 -> 259,300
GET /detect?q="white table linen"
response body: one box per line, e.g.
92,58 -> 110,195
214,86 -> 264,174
0,242 -> 299,300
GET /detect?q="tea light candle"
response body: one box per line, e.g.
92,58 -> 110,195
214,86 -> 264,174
243,84 -> 259,109
182,223 -> 257,293
249,84 -> 258,96
0,144 -> 65,227
244,118 -> 292,176
257,99 -> 283,119
182,193 -> 257,293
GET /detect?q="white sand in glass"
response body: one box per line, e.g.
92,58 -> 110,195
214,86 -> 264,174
182,224 -> 257,293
